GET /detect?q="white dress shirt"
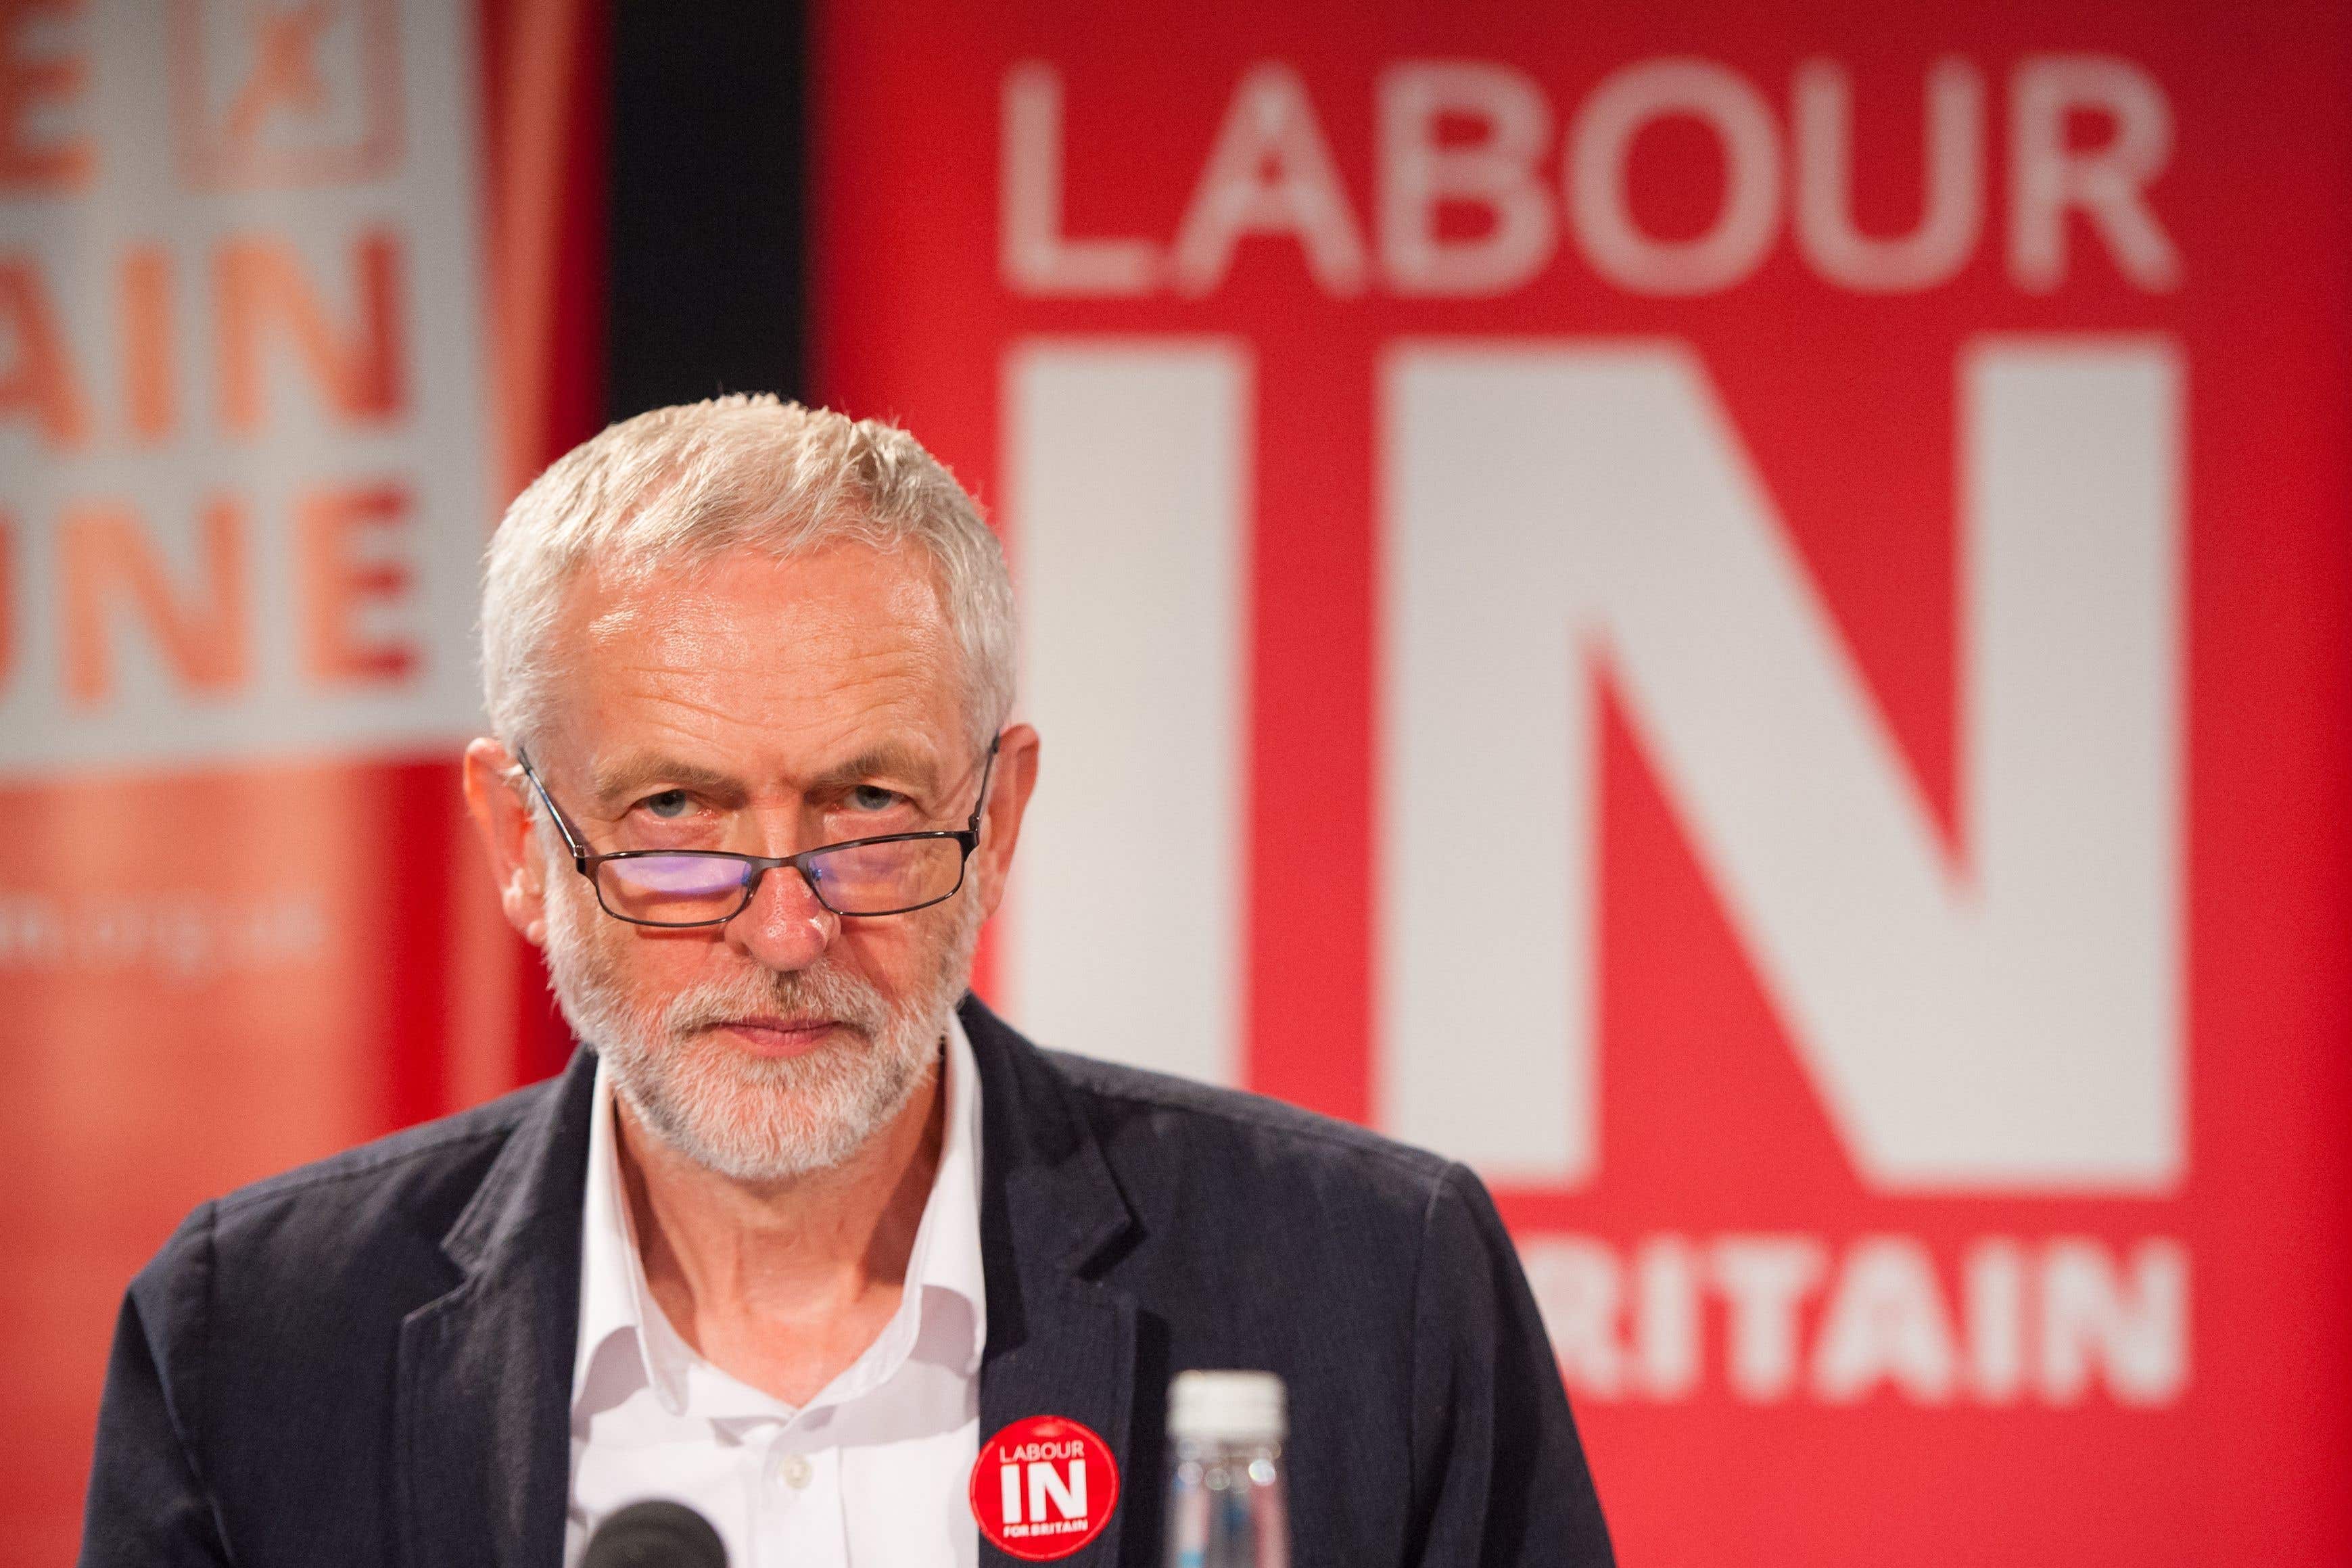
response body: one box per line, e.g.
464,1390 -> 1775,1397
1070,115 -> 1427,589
565,1018 -> 985,1568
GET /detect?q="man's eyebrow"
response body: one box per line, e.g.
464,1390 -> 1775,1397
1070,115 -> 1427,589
590,756 -> 749,807
587,746 -> 947,807
807,745 -> 943,794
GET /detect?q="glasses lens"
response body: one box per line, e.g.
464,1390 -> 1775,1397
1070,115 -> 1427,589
596,854 -> 752,925
803,836 -> 967,915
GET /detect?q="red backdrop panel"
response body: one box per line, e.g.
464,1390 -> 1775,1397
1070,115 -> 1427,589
814,1 -> 2352,1561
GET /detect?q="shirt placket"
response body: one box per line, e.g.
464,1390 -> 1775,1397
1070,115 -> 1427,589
754,1425 -> 847,1568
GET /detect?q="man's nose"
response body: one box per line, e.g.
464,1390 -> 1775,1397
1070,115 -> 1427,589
723,859 -> 838,970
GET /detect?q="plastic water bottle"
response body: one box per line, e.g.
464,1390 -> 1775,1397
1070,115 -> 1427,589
1164,1371 -> 1289,1568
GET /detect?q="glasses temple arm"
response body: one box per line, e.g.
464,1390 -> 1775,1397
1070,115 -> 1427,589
513,747 -> 592,863
965,735 -> 1004,834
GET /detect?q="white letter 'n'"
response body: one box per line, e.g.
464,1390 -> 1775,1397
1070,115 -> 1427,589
1380,337 -> 2182,1192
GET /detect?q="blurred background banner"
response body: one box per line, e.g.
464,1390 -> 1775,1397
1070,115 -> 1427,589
818,1 -> 2352,1563
9,0 -> 2352,1563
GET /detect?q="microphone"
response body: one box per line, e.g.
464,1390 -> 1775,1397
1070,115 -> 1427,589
582,1500 -> 728,1568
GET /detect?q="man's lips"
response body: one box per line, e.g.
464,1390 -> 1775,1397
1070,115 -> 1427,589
709,1016 -> 842,1058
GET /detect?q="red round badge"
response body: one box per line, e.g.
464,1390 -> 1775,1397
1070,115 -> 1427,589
970,1415 -> 1121,1561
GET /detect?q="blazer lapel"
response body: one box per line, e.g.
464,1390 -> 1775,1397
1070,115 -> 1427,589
396,1049 -> 597,1568
966,998 -> 1147,1568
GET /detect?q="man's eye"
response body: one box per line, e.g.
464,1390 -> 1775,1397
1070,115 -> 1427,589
641,790 -> 693,819
848,785 -> 903,812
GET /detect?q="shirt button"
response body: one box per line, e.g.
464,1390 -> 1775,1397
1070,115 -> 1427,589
778,1452 -> 814,1490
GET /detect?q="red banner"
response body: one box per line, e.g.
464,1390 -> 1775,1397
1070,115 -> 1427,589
816,1 -> 2352,1560
0,1 -> 602,1557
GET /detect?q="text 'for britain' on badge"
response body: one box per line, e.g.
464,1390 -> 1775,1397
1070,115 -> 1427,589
970,1415 -> 1121,1560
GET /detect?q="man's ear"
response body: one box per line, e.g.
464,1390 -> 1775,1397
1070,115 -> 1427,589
463,737 -> 550,947
971,723 -> 1040,923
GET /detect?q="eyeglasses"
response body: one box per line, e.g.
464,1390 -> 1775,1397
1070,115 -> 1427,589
514,738 -> 1000,927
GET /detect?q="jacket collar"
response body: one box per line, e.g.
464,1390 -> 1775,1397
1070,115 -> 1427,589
962,995 -> 1146,1568
397,1045 -> 596,1568
392,996 -> 1145,1568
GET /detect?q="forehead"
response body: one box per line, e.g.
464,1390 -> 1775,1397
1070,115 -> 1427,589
543,538 -> 964,774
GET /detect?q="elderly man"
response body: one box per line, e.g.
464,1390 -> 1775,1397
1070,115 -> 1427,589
79,399 -> 1612,1568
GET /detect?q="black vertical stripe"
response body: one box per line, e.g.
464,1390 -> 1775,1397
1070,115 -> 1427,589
604,0 -> 807,420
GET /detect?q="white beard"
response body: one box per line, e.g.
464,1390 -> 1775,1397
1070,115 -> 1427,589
540,859 -> 983,1183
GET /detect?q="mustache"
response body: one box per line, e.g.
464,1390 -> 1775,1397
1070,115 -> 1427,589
658,961 -> 894,1037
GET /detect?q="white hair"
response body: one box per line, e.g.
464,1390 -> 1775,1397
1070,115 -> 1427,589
480,394 -> 1016,752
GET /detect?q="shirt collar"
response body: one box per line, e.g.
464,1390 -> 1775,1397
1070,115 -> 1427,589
570,1011 -> 987,1418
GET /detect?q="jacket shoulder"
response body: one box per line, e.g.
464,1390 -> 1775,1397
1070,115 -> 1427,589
1039,1047 -> 1463,1218
135,1072 -> 567,1321
1012,1039 -> 1527,1439
210,1072 -> 554,1222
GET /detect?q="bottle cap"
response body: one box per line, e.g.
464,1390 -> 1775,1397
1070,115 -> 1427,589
1167,1370 -> 1287,1442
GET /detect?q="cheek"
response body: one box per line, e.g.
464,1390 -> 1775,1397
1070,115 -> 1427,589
968,849 -> 1012,916
629,928 -> 744,998
567,890 -> 721,1001
830,905 -> 957,993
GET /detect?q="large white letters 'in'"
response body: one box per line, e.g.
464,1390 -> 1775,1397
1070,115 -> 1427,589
1380,339 -> 2182,1191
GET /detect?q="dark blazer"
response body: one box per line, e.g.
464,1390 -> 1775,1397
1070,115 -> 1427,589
80,997 -> 1612,1567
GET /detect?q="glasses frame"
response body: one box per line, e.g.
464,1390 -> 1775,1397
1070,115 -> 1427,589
514,736 -> 1002,928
